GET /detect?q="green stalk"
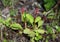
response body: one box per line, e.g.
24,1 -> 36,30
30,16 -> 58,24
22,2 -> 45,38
24,12 -> 27,28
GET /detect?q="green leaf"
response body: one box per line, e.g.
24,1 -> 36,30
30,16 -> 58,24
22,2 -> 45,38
35,16 -> 41,23
5,22 -> 10,27
46,26 -> 53,34
34,29 -> 45,34
57,28 -> 60,32
3,17 -> 11,26
38,21 -> 43,27
35,37 -> 38,41
46,39 -> 48,42
22,13 -> 34,24
0,17 -> 11,27
47,10 -> 55,19
44,0 -> 56,11
5,17 -> 11,22
35,16 -> 43,27
35,32 -> 39,36
3,39 -> 7,42
30,37 -> 35,42
35,32 -> 42,40
26,14 -> 34,24
22,13 -> 26,22
52,34 -> 56,39
23,28 -> 35,37
55,26 -> 60,32
10,23 -> 22,30
0,18 -> 4,23
2,0 -> 12,6
35,35 -> 42,40
10,9 -> 17,16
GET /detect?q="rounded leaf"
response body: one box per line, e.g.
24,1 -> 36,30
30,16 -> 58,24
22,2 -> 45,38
26,14 -> 34,24
35,16 -> 41,23
10,23 -> 22,30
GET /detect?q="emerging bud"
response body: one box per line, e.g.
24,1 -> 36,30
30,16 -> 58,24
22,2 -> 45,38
20,7 -> 26,14
34,8 -> 39,14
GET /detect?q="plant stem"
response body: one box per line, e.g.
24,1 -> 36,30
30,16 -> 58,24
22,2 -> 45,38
24,12 -> 27,28
25,21 -> 27,28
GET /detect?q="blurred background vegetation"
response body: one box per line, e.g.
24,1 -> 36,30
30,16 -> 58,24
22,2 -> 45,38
0,0 -> 60,42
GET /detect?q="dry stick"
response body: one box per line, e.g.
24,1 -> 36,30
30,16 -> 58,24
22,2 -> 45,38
45,4 -> 58,16
39,4 -> 58,17
13,36 -> 16,42
25,0 -> 34,6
